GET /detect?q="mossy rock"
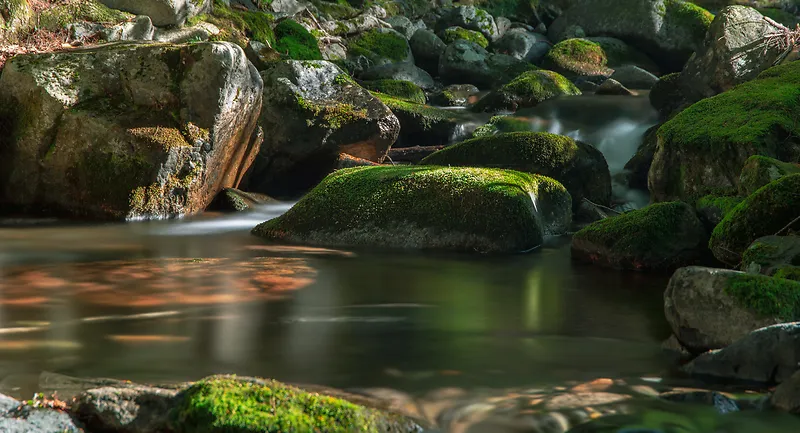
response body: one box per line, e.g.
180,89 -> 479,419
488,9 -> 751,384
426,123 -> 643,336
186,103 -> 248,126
207,188 -> 277,212
724,272 -> 800,322
739,155 -> 800,196
572,202 -> 709,271
274,19 -> 322,60
252,165 -> 573,253
347,28 -> 412,65
648,72 -> 688,119
441,26 -> 489,48
695,193 -> 744,231
709,174 -> 800,266
472,69 -> 580,113
429,84 -> 479,107
421,132 -> 610,211
541,38 -> 612,78
189,0 -> 275,48
372,92 -> 464,147
0,0 -> 34,44
471,115 -> 532,138
470,0 -> 538,25
172,376 -> 421,432
38,0 -> 132,32
741,235 -> 800,276
361,79 -> 425,104
650,61 -> 800,202
774,265 -> 800,282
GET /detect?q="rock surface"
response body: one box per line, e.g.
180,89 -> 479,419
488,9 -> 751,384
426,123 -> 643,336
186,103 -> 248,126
71,385 -> 179,433
490,28 -> 551,63
741,235 -> 800,276
472,69 -> 581,112
99,0 -> 211,26
438,40 -> 535,88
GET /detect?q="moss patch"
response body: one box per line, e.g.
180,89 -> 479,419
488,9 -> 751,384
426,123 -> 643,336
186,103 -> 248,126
774,265 -> 800,282
295,95 -> 369,130
38,0 -> 132,31
190,0 -> 275,48
441,26 -> 489,48
472,115 -> 531,138
361,79 -> 425,104
252,165 -> 571,253
725,273 -> 800,321
473,69 -> 580,112
695,194 -> 743,217
348,29 -> 409,62
274,19 -> 322,60
373,92 -> 456,130
543,38 -> 612,76
664,0 -> 714,43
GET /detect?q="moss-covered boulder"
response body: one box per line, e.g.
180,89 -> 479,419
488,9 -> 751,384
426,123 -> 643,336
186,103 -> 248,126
438,39 -> 537,88
0,0 -> 34,45
37,0 -> 133,33
361,79 -> 425,104
0,42 -> 263,220
188,2 -> 275,48
542,38 -> 613,79
548,0 -> 713,72
441,26 -> 489,48
252,166 -> 573,253
246,61 -> 399,198
739,155 -> 800,196
359,61 -> 435,90
471,115 -> 532,138
347,28 -> 413,65
99,0 -> 210,27
173,376 -> 421,432
373,92 -> 466,147
741,235 -> 800,276
649,62 -> 800,202
435,5 -> 499,42
421,132 -> 610,210
273,19 -> 323,60
695,193 -> 744,231
775,265 -> 800,281
709,174 -> 800,266
472,70 -> 581,113
665,266 -> 799,354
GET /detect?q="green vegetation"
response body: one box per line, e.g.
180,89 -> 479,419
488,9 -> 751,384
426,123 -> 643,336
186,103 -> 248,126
695,194 -> 743,217
775,266 -> 800,282
543,38 -> 611,76
473,69 -> 579,112
372,92 -> 456,130
348,29 -> 409,62
252,165 -> 571,253
274,19 -> 322,60
664,0 -> 714,42
441,26 -> 489,48
472,115 -> 531,138
725,273 -> 800,321
188,0 -> 275,47
757,7 -> 798,27
38,0 -> 131,31
739,155 -> 800,196
295,95 -> 368,130
361,79 -> 425,104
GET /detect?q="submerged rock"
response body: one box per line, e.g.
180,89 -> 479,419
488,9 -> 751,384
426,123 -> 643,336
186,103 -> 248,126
664,266 -> 793,353
252,166 -> 572,253
99,0 -> 211,26
421,132 -> 609,211
472,69 -> 581,113
571,202 -> 708,271
0,42 -> 263,220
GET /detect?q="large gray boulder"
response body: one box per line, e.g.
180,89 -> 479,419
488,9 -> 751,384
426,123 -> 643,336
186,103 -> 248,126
439,40 -> 535,88
490,28 -> 552,64
409,29 -> 446,75
664,266 -> 786,353
436,6 -> 499,41
679,5 -> 788,101
99,0 -> 211,27
71,385 -> 180,433
547,0 -> 714,72
360,62 -> 436,90
246,61 -> 400,197
0,42 -> 263,220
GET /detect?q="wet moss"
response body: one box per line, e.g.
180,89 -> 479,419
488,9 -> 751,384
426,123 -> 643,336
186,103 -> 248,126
274,19 -> 322,60
441,26 -> 489,48
347,29 -> 409,62
695,194 -> 743,217
543,38 -> 611,76
739,155 -> 800,196
361,79 -> 425,104
725,273 -> 800,321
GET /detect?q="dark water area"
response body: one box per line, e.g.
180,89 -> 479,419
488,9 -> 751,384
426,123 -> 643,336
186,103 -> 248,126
0,206 -> 673,400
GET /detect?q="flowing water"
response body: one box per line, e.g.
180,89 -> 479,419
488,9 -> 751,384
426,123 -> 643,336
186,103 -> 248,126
0,94 -> 798,431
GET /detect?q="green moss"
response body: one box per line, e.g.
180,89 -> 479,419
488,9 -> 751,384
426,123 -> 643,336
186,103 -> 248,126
38,0 -> 131,30
294,95 -> 368,130
127,126 -> 191,151
475,69 -> 579,111
173,376 -> 409,433
274,19 -> 322,60
195,0 -> 275,47
472,115 -> 531,138
695,194 -> 743,217
543,38 -> 611,76
361,79 -> 425,104
649,71 -> 684,114
373,92 -> 454,130
252,165 -> 570,253
725,273 -> 800,321
333,73 -> 355,86
665,0 -> 714,42
742,240 -> 781,269
347,29 -> 409,62
441,26 -> 489,48
774,266 -> 800,282
739,155 -> 800,196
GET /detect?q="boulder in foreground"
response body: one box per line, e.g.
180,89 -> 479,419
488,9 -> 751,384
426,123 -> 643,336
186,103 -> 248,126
253,166 -> 572,253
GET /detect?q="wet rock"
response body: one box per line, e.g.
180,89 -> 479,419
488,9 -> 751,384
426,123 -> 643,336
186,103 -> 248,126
436,6 -> 499,41
99,0 -> 211,26
771,369 -> 800,412
694,194 -> 743,232
439,40 -> 535,88
572,203 -> 707,271
683,322 -> 800,385
71,385 -> 179,433
547,0 -> 713,72
422,132 -> 610,211
741,236 -> 800,276
709,175 -> 800,265
0,42 -> 263,220
648,72 -> 688,119
208,188 -> 277,212
490,28 -> 551,64
472,70 -> 580,113
738,155 -> 800,196
252,166 -> 572,253
245,60 -> 399,198
595,79 -> 634,96
610,65 -> 658,90
374,93 -> 466,147
409,29 -> 446,75
665,266 -> 796,353
660,390 -> 739,413
680,6 -> 788,102
429,84 -> 480,107
622,124 -> 658,190
360,62 -> 436,90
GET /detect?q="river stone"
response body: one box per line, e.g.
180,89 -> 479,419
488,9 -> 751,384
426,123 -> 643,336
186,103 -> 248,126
664,266 -> 788,353
438,39 -> 535,88
738,155 -> 800,196
99,0 -> 211,26
360,62 -> 436,90
245,60 -> 399,198
429,84 -> 480,107
679,6 -> 788,102
0,42 -> 263,220
472,69 -> 581,113
683,323 -> 800,384
610,65 -> 659,90
409,29 -> 446,75
490,28 -> 551,64
386,15 -> 424,40
771,369 -> 800,412
741,236 -> 800,276
436,5 -> 499,41
71,385 -> 179,433
0,406 -> 83,433
374,93 -> 466,147
596,78 -> 635,96
208,188 -> 277,212
253,166 -> 572,253
547,0 -> 713,72
572,202 -> 707,271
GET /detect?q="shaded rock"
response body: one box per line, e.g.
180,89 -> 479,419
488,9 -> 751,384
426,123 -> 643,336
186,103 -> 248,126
547,0 -> 714,72
386,15 -> 423,40
572,202 -> 708,271
438,39 -> 535,88
440,26 -> 489,48
252,166 -> 572,253
610,65 -> 659,90
99,0 -> 211,26
152,21 -> 220,43
472,69 -> 580,112
245,40 -> 282,70
595,79 -> 634,96
660,390 -> 740,413
360,62 -> 436,90
0,42 -> 263,220
738,155 -> 800,196
208,188 -> 277,212
694,193 -> 744,232
429,84 -> 480,107
664,266 -> 792,353
771,369 -> 800,413
409,29 -> 446,75
661,334 -> 693,363
335,153 -> 380,169
421,132 -> 610,211
490,27 -> 551,64
373,93 -> 465,147
246,60 -> 399,198
71,385 -> 179,433
709,174 -> 800,266
622,124 -> 659,190
648,72 -> 688,119
649,62 -> 800,202
436,5 -> 499,41
741,236 -> 800,276
680,5 -> 788,102
362,79 -> 426,104
684,322 -> 800,385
